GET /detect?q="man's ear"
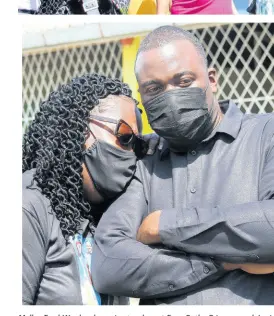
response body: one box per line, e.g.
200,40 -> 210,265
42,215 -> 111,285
208,67 -> 218,93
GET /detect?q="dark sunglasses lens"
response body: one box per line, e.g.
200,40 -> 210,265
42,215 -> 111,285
133,137 -> 149,159
118,134 -> 134,146
117,121 -> 135,146
117,121 -> 133,135
117,121 -> 148,158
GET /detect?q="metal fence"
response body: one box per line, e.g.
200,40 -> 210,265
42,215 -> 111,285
22,23 -> 274,134
22,41 -> 123,133
191,23 -> 274,115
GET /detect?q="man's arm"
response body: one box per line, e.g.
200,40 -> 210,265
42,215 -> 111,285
138,126 -> 274,264
91,165 -> 225,299
137,200 -> 274,263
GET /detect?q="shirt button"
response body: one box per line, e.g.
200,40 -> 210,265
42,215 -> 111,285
168,284 -> 174,291
190,150 -> 197,156
203,266 -> 210,274
190,188 -> 196,193
248,254 -> 260,261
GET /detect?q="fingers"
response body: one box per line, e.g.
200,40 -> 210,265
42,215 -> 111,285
158,137 -> 165,150
142,133 -> 164,156
147,133 -> 160,155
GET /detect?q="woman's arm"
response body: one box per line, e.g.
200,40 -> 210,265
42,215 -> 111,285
156,0 -> 171,14
23,206 -> 47,304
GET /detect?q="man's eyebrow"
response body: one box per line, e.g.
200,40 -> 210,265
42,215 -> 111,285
140,72 -> 196,89
173,71 -> 196,80
140,80 -> 162,89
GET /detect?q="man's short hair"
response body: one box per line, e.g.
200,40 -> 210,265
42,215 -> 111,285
135,25 -> 208,72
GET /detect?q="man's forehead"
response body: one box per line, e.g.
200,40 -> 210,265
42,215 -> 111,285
136,40 -> 201,78
136,40 -> 202,83
158,43 -> 178,59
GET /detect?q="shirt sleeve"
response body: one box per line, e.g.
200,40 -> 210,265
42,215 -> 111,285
91,165 -> 224,299
159,121 -> 274,264
22,205 -> 47,304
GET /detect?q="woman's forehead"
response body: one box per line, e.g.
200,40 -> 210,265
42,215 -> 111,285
91,95 -> 136,119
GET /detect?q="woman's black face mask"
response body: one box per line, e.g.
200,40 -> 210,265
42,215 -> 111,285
83,114 -> 147,200
84,139 -> 137,200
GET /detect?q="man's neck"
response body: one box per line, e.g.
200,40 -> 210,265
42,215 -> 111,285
212,100 -> 224,130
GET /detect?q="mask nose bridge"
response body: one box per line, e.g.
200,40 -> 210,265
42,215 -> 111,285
166,92 -> 181,135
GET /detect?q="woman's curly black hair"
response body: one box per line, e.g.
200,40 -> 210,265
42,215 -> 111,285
23,73 -> 134,239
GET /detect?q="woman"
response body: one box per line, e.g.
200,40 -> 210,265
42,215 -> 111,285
156,0 -> 238,14
22,73 -> 152,305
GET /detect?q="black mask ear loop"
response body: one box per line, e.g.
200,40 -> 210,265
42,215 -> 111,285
203,79 -> 215,114
82,125 -> 103,200
204,80 -> 210,93
84,122 -> 99,154
203,81 -> 218,135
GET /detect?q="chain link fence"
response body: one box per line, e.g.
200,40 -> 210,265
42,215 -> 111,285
22,23 -> 274,134
22,41 -> 122,133
191,23 -> 274,115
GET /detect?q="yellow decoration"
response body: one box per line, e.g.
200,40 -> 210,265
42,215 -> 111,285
128,0 -> 157,15
122,36 -> 153,135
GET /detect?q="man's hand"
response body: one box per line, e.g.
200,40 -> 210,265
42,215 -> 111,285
239,263 -> 274,274
142,133 -> 161,155
137,210 -> 162,244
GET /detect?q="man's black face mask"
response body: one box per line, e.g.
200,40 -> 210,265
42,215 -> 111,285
143,83 -> 214,151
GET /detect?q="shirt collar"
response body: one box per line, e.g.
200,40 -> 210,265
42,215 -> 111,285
159,100 -> 244,159
215,100 -> 244,140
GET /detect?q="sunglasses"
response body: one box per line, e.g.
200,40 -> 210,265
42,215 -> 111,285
89,114 -> 148,159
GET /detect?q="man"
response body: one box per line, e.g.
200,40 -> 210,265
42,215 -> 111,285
92,26 -> 274,304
